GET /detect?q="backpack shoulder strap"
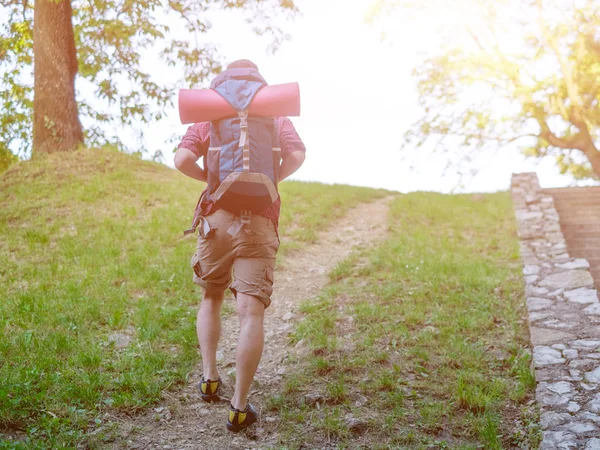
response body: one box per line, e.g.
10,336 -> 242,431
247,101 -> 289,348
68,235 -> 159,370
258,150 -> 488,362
238,111 -> 250,172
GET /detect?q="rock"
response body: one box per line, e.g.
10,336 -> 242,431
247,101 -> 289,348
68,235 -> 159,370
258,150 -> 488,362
282,312 -> 296,321
570,360 -> 597,370
587,394 -> 600,413
542,431 -> 576,447
537,383 -> 572,406
153,407 -> 172,422
108,333 -> 132,348
586,367 -> 600,383
345,417 -> 367,434
309,267 -> 327,275
541,319 -> 574,329
265,330 -> 275,339
524,195 -> 538,205
552,344 -> 567,350
540,411 -> 570,428
571,340 -> 600,350
517,211 -> 544,221
547,381 -> 573,395
265,416 -> 277,423
525,275 -> 539,284
216,351 -> 224,362
569,369 -> 583,380
579,412 -> 600,423
528,297 -> 554,311
536,367 -> 570,381
581,383 -> 597,391
557,259 -> 591,270
524,265 -> 541,275
564,288 -> 599,304
351,393 -> 368,407
530,311 -> 555,322
533,346 -> 567,365
564,349 -> 579,359
276,367 -> 286,376
528,286 -> 550,295
586,438 -> 600,450
568,422 -> 597,434
539,270 -> 594,290
568,402 -> 582,413
304,393 -> 324,406
584,304 -> 600,316
294,339 -> 306,349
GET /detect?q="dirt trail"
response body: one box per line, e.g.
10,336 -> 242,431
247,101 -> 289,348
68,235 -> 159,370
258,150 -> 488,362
112,196 -> 394,449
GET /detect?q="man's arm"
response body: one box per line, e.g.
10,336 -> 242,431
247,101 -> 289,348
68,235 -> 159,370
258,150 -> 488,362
279,150 -> 305,181
174,148 -> 207,183
278,117 -> 306,182
174,122 -> 210,182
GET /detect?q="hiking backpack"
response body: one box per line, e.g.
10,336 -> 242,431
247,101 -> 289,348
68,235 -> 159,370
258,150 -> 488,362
204,68 -> 281,216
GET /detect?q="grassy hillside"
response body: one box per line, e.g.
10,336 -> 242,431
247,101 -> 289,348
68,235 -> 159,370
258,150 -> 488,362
0,148 -> 388,448
272,193 -> 539,449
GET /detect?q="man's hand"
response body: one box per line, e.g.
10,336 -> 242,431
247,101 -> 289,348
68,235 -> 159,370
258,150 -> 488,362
174,148 -> 207,183
279,151 -> 305,182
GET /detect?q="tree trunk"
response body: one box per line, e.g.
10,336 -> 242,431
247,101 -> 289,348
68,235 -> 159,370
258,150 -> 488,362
33,0 -> 83,154
585,148 -> 600,178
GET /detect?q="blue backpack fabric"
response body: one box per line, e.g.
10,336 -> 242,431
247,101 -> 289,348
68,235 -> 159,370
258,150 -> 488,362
204,68 -> 281,216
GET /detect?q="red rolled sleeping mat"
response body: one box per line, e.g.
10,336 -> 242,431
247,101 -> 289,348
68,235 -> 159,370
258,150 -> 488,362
178,82 -> 301,124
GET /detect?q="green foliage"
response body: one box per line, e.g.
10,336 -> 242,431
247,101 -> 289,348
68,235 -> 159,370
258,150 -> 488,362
0,148 -> 384,447
370,0 -> 600,180
0,145 -> 18,172
275,192 -> 540,449
0,0 -> 297,158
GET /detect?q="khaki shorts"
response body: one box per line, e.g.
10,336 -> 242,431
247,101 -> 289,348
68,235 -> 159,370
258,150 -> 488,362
190,209 -> 280,307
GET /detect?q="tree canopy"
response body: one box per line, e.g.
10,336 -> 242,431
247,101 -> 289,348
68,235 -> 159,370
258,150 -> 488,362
369,0 -> 600,180
0,0 -> 297,167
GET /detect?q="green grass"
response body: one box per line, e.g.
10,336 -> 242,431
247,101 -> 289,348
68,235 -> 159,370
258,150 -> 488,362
270,192 -> 541,449
0,147 -> 387,448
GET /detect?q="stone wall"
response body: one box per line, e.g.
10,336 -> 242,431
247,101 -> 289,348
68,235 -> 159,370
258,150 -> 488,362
512,173 -> 600,449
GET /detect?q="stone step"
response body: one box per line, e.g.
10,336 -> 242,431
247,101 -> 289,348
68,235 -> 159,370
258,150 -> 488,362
567,238 -> 600,247
553,196 -> 600,200
555,206 -> 600,212
552,199 -> 600,204
563,232 -> 600,239
558,216 -> 600,222
556,210 -> 600,214
556,208 -> 600,214
547,189 -> 600,197
545,187 -> 600,193
560,225 -> 600,233
553,195 -> 600,200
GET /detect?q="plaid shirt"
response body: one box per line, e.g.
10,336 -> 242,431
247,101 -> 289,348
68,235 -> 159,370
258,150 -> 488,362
178,117 -> 305,230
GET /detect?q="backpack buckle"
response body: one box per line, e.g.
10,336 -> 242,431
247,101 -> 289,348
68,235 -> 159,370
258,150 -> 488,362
240,210 -> 252,225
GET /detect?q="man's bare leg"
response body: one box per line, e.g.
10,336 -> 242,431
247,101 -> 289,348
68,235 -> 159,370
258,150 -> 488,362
231,292 -> 265,410
197,287 -> 226,380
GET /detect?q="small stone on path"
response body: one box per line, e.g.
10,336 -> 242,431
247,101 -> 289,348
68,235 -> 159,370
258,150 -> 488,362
304,393 -> 324,406
108,333 -> 132,349
282,312 -> 296,321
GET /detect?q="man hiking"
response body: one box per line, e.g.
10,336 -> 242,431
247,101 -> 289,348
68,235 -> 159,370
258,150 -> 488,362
174,59 -> 306,432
